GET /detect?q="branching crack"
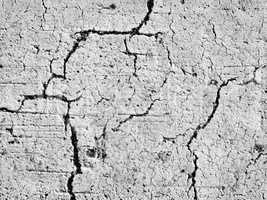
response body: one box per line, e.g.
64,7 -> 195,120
239,65 -> 266,85
186,77 -> 236,200
61,0 -> 160,79
122,38 -> 146,78
0,78 -> 82,200
63,28 -> 161,79
130,0 -> 154,36
73,0 -> 158,40
0,94 -> 80,114
112,98 -> 159,131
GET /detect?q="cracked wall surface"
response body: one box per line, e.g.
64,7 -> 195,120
0,0 -> 266,200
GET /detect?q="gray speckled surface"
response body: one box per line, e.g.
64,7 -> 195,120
0,0 -> 266,199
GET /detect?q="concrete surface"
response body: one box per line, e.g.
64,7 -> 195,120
0,0 -> 266,199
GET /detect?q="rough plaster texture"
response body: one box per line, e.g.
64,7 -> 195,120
0,0 -> 266,200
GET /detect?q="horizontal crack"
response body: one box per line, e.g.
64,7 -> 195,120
0,93 -> 81,115
74,29 -> 162,40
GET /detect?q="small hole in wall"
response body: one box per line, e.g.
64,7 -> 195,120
209,79 -> 218,85
254,144 -> 264,153
86,148 -> 96,157
109,4 -> 116,9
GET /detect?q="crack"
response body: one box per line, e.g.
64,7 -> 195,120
211,23 -> 217,40
70,125 -> 82,174
74,29 -> 162,40
159,70 -> 174,88
112,98 -> 159,131
0,92 -> 81,115
186,77 -> 237,147
122,38 -> 144,78
186,77 -> 236,200
67,172 -> 76,200
63,41 -> 81,79
187,153 -> 198,200
245,144 -> 266,175
5,122 -> 14,135
93,122 -> 108,160
63,29 -> 161,79
41,0 -> 47,22
157,38 -> 175,88
5,121 -> 20,144
64,102 -> 82,200
0,76 -> 82,200
238,65 -> 266,85
95,121 -> 108,141
96,90 -> 110,105
130,0 -> 154,36
48,58 -> 58,73
0,61 -> 80,114
63,102 -> 71,132
62,2 -> 161,79
166,46 -> 173,69
42,73 -> 65,97
97,3 -> 117,10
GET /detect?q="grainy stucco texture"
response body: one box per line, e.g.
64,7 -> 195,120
0,0 -> 266,200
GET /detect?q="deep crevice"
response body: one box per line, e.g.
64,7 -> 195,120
70,125 -> 82,174
187,153 -> 198,200
65,103 -> 82,200
67,172 -> 76,200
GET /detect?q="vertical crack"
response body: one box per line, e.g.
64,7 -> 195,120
70,125 -> 82,174
63,41 -> 80,79
67,172 -> 76,200
41,0 -> 47,25
187,153 -> 198,200
62,33 -> 88,79
122,38 -> 141,78
64,102 -> 82,200
186,77 -> 236,200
